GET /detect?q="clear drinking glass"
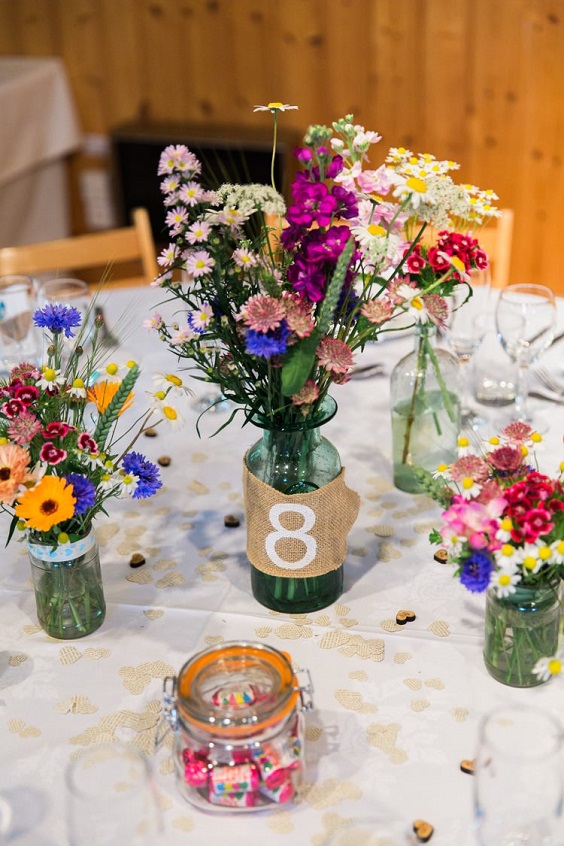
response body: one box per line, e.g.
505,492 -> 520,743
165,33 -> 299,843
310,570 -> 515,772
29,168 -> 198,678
66,743 -> 161,845
474,705 -> 564,845
495,283 -> 556,424
37,278 -> 93,346
0,275 -> 40,375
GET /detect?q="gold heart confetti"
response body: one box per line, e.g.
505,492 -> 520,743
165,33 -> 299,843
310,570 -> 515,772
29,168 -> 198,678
8,654 -> 28,666
59,646 -> 82,665
153,558 -> 177,571
425,678 -> 445,689
204,635 -> 224,645
23,624 -> 42,635
313,613 -> 332,626
411,698 -> 430,712
254,627 -> 272,638
380,619 -> 402,632
306,725 -> 324,742
187,480 -> 209,495
403,678 -> 422,691
394,651 -> 413,664
126,570 -> 153,584
156,572 -> 185,588
143,609 -> 164,620
95,524 -> 119,546
83,648 -> 111,661
55,695 -> 98,715
428,620 -> 451,637
173,817 -> 195,832
348,670 -> 368,681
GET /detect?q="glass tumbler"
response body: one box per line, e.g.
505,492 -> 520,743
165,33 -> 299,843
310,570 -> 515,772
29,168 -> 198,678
474,705 -> 564,845
66,743 -> 161,845
0,275 -> 40,375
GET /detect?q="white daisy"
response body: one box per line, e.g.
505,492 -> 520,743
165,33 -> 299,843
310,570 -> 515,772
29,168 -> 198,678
253,102 -> 298,113
532,656 -> 563,682
490,567 -> 521,598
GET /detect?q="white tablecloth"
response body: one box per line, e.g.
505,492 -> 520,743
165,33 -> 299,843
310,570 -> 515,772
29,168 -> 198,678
0,57 -> 81,247
1,287 -> 563,846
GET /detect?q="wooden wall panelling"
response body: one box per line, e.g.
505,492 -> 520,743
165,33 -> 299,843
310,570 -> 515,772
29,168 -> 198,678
97,0 -> 144,127
3,0 -> 60,55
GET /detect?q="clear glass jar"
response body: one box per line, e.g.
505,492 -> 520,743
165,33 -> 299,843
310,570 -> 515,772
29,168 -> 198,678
483,580 -> 561,687
245,395 -> 344,613
390,323 -> 461,493
28,531 -> 106,639
161,642 -> 313,812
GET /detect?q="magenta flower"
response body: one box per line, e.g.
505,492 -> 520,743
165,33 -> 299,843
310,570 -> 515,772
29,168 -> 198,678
39,442 -> 67,465
441,496 -> 506,551
42,421 -> 71,440
77,432 -> 99,453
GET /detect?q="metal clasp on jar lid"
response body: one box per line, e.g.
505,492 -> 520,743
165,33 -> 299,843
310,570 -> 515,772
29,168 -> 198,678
155,675 -> 180,750
294,667 -> 314,712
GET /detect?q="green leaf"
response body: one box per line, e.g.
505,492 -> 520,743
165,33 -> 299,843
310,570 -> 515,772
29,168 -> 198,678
281,334 -> 320,397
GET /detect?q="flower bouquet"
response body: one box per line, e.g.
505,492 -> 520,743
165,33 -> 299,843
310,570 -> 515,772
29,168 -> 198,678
0,302 -> 182,638
147,104 -> 500,612
420,422 -> 564,687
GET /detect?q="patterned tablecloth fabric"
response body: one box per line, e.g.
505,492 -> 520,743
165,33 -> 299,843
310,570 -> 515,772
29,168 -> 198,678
1,286 -> 563,846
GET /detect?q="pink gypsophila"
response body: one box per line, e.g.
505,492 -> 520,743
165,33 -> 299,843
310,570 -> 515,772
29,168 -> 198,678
440,495 -> 507,551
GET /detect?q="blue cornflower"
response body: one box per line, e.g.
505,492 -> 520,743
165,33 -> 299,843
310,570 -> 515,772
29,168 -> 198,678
459,551 -> 494,593
122,451 -> 162,499
66,473 -> 97,514
245,322 -> 290,359
34,304 -> 82,338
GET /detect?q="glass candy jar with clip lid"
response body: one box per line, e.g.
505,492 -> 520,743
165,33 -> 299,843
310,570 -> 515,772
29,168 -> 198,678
160,641 -> 314,812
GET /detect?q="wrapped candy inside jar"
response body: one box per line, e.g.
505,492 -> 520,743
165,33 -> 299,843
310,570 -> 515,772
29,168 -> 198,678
161,641 -> 314,812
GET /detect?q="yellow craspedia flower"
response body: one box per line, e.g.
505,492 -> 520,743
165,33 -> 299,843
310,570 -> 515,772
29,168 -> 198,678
15,476 -> 76,532
105,363 -> 118,376
531,431 -> 542,443
126,360 -> 137,369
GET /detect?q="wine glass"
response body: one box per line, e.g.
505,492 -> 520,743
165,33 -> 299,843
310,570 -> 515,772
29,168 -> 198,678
495,283 -> 557,424
474,705 -> 564,845
0,275 -> 40,375
66,743 -> 161,845
444,269 -> 491,428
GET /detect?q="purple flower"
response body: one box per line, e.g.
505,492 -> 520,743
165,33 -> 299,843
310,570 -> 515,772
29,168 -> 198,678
332,184 -> 358,219
245,322 -> 290,358
122,452 -> 162,499
286,176 -> 338,228
34,304 -> 82,338
459,551 -> 494,593
65,473 -> 96,514
326,155 -> 344,179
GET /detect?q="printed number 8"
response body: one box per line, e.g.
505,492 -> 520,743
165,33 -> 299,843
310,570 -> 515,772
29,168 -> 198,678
264,504 -> 317,571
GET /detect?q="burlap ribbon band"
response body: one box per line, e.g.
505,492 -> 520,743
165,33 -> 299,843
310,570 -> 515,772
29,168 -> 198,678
243,462 -> 360,579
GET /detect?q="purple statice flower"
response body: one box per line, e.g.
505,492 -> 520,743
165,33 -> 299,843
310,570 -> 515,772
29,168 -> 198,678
34,304 -> 82,338
459,551 -> 494,593
66,473 -> 97,514
122,452 -> 162,499
245,322 -> 290,359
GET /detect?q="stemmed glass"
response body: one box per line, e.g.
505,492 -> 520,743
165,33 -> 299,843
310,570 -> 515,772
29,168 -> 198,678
0,275 -> 40,375
444,268 -> 490,429
495,283 -> 557,424
66,743 -> 161,845
474,705 -> 564,845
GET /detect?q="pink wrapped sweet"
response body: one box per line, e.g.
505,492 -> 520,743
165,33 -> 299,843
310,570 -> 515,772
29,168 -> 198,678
209,763 -> 259,795
208,788 -> 258,808
251,740 -> 301,789
258,778 -> 296,804
182,748 -> 210,787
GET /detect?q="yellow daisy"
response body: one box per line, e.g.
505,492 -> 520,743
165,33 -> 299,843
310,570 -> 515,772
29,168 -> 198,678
15,476 -> 76,532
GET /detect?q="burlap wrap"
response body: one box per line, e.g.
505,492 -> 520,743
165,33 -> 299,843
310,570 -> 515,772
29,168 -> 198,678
243,462 -> 361,578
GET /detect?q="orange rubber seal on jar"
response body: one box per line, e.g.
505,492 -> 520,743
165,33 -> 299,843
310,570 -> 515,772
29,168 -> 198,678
177,642 -> 299,737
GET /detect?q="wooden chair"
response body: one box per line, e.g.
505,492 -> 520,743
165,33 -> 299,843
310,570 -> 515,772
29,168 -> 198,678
0,208 -> 158,288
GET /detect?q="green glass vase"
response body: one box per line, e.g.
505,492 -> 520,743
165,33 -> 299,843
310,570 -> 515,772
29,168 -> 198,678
390,323 -> 461,493
483,580 -> 561,687
28,531 -> 106,639
245,396 -> 343,613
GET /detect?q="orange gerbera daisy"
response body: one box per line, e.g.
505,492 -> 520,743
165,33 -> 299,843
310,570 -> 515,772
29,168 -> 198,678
15,475 -> 76,532
0,443 -> 33,505
87,381 -> 134,415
